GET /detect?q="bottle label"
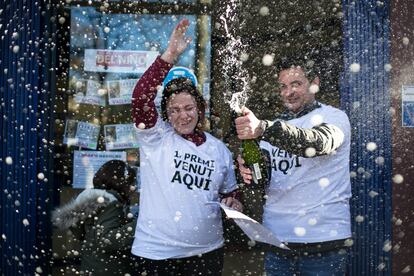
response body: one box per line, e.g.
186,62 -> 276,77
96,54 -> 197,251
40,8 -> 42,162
252,163 -> 262,181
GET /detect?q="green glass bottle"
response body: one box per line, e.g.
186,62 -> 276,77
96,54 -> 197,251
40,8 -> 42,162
241,139 -> 270,189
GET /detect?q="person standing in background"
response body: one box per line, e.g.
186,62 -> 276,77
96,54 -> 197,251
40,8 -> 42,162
52,160 -> 138,275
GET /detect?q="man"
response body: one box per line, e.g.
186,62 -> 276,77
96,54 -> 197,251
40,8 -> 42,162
235,55 -> 352,275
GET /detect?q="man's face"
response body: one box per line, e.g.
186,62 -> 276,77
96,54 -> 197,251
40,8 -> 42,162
166,92 -> 199,135
278,67 -> 319,113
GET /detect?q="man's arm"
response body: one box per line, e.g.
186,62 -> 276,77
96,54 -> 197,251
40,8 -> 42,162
262,120 -> 345,157
235,107 -> 345,157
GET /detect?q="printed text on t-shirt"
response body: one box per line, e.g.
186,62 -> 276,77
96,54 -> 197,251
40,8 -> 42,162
271,148 -> 302,175
171,151 -> 215,190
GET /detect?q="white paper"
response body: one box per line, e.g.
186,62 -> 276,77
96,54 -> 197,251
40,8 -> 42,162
207,202 -> 289,250
74,79 -> 106,106
402,85 -> 414,127
63,120 -> 100,150
75,121 -> 100,149
104,123 -> 139,150
107,79 -> 139,105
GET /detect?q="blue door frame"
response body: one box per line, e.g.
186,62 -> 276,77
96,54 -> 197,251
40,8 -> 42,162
0,0 -> 392,274
342,1 -> 392,275
0,0 -> 57,274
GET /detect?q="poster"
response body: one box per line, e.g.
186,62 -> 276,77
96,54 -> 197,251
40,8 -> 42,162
84,49 -> 158,73
106,80 -> 121,102
63,120 -> 100,150
63,119 -> 78,143
107,79 -> 139,105
74,79 -> 106,106
402,85 -> 414,127
72,150 -> 127,188
104,123 -> 139,150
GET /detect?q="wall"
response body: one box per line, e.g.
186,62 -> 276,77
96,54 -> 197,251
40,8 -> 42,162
390,1 -> 414,274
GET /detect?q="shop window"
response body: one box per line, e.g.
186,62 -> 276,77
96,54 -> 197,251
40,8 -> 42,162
53,2 -> 211,271
57,7 -> 211,184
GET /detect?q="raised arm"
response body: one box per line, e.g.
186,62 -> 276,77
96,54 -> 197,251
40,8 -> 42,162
131,57 -> 172,129
131,18 -> 192,129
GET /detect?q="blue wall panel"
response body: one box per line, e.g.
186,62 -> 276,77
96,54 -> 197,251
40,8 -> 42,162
0,0 -> 56,274
342,1 -> 392,275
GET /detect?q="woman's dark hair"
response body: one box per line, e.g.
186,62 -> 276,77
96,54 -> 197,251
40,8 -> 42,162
160,77 -> 206,130
93,160 -> 136,204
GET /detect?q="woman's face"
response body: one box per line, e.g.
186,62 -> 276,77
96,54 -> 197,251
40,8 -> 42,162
166,92 -> 199,135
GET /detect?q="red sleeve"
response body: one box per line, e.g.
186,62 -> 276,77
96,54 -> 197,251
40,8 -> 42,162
131,56 -> 173,129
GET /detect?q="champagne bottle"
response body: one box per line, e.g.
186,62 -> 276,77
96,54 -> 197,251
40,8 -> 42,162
240,139 -> 270,189
225,64 -> 270,189
232,110 -> 271,190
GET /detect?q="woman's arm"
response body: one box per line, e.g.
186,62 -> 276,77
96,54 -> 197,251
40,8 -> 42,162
131,18 -> 192,129
131,58 -> 172,129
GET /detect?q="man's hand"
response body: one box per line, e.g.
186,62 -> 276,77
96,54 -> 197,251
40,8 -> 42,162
161,18 -> 192,64
237,155 -> 252,185
235,107 -> 263,140
221,197 -> 243,212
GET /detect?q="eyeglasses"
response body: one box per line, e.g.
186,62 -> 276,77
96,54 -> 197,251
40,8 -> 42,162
167,105 -> 197,117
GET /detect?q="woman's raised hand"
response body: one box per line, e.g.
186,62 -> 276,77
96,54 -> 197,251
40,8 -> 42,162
161,18 -> 192,64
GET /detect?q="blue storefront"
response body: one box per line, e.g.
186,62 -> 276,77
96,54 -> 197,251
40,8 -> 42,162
1,0 -> 407,275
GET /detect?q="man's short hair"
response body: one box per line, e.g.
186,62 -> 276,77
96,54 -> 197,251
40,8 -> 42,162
275,52 -> 320,81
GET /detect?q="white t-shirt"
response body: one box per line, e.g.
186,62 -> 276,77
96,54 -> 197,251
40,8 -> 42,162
131,119 -> 237,259
261,104 -> 352,243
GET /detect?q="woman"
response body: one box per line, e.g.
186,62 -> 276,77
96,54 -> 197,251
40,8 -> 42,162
52,160 -> 138,275
131,18 -> 242,275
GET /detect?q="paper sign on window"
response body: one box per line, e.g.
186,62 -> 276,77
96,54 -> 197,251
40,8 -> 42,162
72,150 -> 127,188
107,79 -> 139,105
64,120 -> 100,150
72,79 -> 106,106
402,85 -> 414,127
104,123 -> 139,150
84,49 -> 158,73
